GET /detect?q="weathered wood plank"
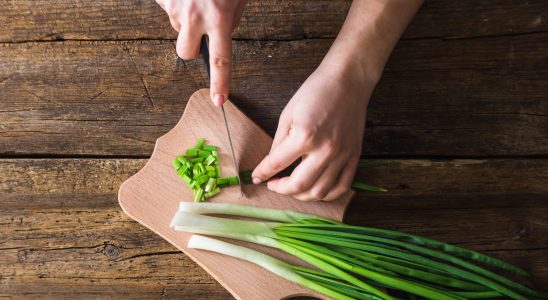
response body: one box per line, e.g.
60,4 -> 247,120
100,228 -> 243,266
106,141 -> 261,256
1,159 -> 547,298
1,33 -> 547,156
1,0 -> 546,42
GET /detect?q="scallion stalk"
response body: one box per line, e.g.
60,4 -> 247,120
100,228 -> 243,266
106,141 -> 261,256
171,203 -> 544,300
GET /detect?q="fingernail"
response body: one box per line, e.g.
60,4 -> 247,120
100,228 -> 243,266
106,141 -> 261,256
252,177 -> 261,184
214,94 -> 224,107
266,181 -> 274,190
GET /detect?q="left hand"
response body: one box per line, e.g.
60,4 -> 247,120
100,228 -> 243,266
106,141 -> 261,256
251,63 -> 374,201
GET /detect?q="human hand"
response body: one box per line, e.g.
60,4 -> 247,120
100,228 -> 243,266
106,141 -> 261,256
251,63 -> 375,201
156,0 -> 247,106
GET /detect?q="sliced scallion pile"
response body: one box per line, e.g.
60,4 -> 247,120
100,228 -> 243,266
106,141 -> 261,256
173,138 -> 239,202
172,202 -> 546,300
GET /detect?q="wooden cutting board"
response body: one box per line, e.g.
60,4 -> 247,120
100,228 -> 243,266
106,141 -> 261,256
118,88 -> 354,300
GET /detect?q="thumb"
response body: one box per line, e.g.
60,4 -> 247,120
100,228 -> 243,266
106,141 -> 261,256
208,31 -> 232,107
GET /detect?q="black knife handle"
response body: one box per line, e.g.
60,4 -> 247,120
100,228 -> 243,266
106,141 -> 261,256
199,35 -> 211,80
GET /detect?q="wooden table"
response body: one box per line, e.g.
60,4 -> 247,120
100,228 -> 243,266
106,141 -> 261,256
1,1 -> 547,298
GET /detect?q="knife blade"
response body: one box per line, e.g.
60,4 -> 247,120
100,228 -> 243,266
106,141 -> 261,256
199,35 -> 243,197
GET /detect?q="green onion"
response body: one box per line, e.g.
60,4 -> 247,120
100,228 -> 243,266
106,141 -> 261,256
172,158 -> 182,170
198,149 -> 211,158
173,139 -> 242,202
193,188 -> 204,202
228,176 -> 239,185
203,145 -> 217,151
205,177 -> 216,192
188,235 -> 356,300
204,155 -> 216,166
172,203 -> 544,300
205,187 -> 220,198
190,157 -> 204,164
351,182 -> 387,192
186,148 -> 198,157
194,138 -> 205,149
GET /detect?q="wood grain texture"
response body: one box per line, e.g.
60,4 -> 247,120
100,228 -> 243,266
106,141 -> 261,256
0,0 -> 546,42
1,158 -> 547,298
1,1 -> 548,299
1,33 -> 546,157
118,89 -> 353,300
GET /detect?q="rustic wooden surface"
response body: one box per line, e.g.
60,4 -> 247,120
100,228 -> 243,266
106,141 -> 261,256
1,0 -> 547,298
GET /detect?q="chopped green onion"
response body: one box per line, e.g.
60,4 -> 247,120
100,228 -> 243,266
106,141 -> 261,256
203,145 -> 217,151
216,177 -> 228,185
190,157 -> 204,164
204,155 -> 216,166
186,148 -> 198,157
194,174 -> 209,186
193,188 -> 204,202
177,155 -> 189,164
180,174 -> 192,184
172,158 -> 182,170
177,167 -> 188,177
215,165 -> 221,177
205,177 -> 217,192
205,187 -> 221,198
172,139 -> 247,202
228,176 -> 239,185
198,149 -> 211,158
194,138 -> 205,149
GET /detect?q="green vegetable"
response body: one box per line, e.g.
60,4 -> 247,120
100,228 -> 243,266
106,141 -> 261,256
172,203 -> 544,300
173,138 -> 241,202
205,187 -> 220,198
186,148 -> 198,157
194,138 -> 205,149
203,145 -> 217,151
205,177 -> 216,192
204,155 -> 216,166
172,158 -> 182,170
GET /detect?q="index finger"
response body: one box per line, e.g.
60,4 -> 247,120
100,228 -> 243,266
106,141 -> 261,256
252,134 -> 304,183
208,31 -> 232,107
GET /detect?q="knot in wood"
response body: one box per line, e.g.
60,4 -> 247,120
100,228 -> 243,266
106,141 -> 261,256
103,244 -> 120,260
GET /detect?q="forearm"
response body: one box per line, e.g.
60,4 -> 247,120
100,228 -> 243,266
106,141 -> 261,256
321,0 -> 423,86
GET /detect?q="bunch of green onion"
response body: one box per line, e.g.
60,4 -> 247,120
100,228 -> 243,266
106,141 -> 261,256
172,138 -> 240,202
171,203 -> 546,300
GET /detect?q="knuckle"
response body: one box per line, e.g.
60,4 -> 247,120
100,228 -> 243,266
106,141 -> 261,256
265,159 -> 282,172
185,4 -> 201,24
291,179 -> 308,193
298,126 -> 317,144
310,188 -> 328,200
211,55 -> 231,68
209,10 -> 225,27
294,194 -> 311,202
337,182 -> 352,195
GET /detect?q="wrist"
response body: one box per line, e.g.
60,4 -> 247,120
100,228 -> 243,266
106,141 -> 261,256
317,53 -> 379,92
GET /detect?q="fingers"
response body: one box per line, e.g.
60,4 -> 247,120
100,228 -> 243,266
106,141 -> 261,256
168,17 -> 181,32
252,134 -> 304,184
292,158 -> 347,201
266,153 -> 329,196
271,111 -> 291,152
208,31 -> 232,107
323,155 -> 360,201
176,29 -> 201,60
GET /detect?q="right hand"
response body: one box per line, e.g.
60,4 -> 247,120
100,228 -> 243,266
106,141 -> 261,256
156,0 -> 247,106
